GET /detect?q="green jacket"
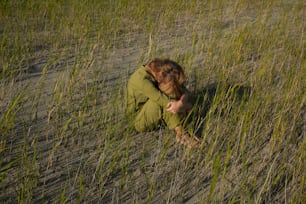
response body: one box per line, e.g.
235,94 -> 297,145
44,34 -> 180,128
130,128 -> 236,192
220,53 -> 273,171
127,66 -> 170,113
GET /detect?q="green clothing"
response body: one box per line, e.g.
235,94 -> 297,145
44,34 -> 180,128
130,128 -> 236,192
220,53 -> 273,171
127,66 -> 182,132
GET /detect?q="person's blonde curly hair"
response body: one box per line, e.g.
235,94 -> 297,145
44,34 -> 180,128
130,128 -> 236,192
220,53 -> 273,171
146,58 -> 185,99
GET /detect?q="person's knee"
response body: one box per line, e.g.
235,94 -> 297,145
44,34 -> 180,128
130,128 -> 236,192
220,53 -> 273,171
134,100 -> 162,132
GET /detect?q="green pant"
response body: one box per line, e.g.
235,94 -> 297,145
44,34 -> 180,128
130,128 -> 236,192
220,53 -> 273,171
134,99 -> 182,132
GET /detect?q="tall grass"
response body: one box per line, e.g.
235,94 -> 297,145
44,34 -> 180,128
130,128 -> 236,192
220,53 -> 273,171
0,0 -> 305,203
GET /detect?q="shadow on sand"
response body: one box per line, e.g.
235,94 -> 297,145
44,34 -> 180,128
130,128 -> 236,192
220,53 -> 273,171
188,82 -> 252,137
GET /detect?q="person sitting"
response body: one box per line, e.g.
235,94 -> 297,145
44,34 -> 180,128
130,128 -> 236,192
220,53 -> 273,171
126,58 -> 201,148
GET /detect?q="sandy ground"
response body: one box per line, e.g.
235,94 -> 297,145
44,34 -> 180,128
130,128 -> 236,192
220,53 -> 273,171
0,17 -> 213,203
1,4 -> 304,203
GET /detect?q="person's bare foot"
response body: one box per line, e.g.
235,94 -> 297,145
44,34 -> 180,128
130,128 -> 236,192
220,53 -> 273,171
175,126 -> 201,148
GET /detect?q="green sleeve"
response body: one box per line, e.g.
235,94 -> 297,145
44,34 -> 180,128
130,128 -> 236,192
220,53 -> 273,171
140,77 -> 170,107
128,66 -> 171,107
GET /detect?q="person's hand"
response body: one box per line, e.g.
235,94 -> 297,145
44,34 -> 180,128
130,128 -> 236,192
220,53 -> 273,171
167,100 -> 193,114
166,100 -> 183,114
